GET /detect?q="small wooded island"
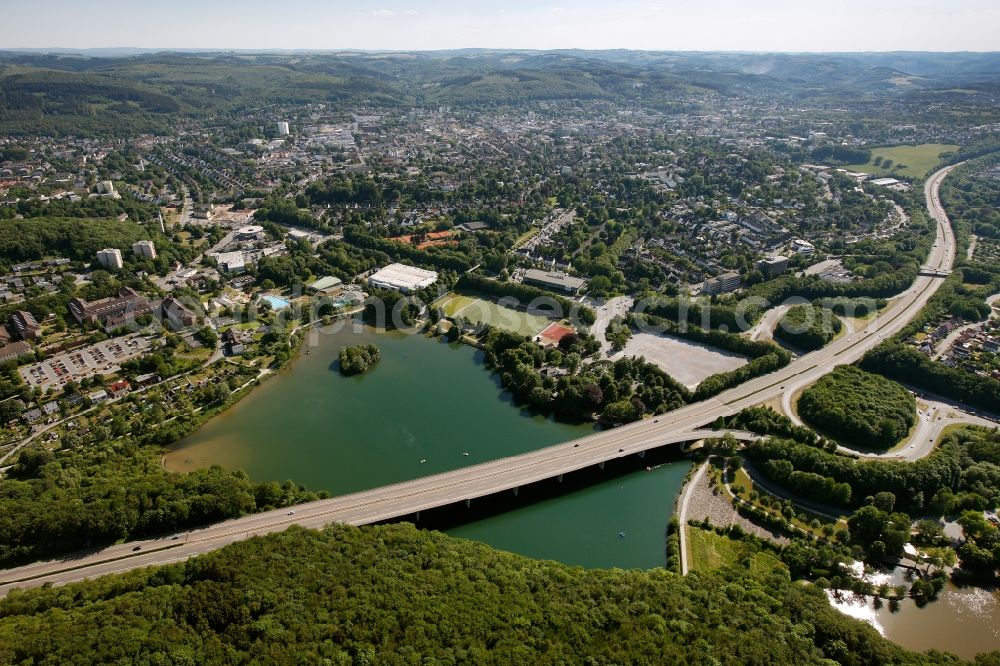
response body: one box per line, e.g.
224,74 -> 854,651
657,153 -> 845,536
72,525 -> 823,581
338,344 -> 382,376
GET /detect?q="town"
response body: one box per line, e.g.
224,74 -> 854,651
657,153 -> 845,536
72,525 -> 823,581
0,43 -> 999,664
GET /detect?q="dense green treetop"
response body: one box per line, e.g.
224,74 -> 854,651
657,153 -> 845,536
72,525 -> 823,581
798,366 -> 915,449
0,522 -> 979,665
338,344 -> 381,376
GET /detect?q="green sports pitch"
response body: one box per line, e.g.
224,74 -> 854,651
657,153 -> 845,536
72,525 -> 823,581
433,293 -> 552,337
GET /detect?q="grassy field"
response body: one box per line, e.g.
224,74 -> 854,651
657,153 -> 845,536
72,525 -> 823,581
687,526 -> 787,574
846,143 -> 959,179
433,292 -> 552,336
433,293 -> 478,317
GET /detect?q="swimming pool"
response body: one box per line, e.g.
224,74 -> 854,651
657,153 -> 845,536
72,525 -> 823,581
261,295 -> 291,310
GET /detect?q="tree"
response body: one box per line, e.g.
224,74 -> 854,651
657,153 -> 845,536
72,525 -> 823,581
872,492 -> 896,513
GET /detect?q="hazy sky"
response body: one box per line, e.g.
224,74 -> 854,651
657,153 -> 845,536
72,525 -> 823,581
4,0 -> 999,52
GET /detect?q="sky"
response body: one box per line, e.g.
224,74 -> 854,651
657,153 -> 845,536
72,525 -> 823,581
3,0 -> 999,52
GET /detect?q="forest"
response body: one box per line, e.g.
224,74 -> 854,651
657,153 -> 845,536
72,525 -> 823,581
861,341 -> 1000,414
479,325 -> 690,422
0,440 -> 324,567
773,304 -> 843,352
0,216 -> 192,273
747,426 -> 1000,575
942,154 -> 1000,240
0,522 -> 981,665
797,366 -> 915,449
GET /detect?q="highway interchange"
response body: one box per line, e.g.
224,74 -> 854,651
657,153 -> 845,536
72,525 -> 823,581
0,164 -> 992,595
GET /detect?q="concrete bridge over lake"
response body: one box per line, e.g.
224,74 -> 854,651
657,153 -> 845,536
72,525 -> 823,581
0,428 -> 758,595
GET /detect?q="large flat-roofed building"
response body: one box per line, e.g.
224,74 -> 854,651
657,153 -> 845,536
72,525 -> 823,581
368,263 -> 438,293
702,271 -> 741,296
523,269 -> 587,294
215,251 -> 246,274
96,248 -> 124,270
236,225 -> 265,241
756,255 -> 789,279
791,238 -> 815,255
68,287 -> 152,330
7,310 -> 40,340
307,276 -> 344,294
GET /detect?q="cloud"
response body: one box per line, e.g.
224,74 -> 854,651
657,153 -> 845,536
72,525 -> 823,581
356,8 -> 395,17
404,9 -> 419,15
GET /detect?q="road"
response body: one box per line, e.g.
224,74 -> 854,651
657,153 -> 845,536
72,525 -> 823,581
0,429 -> 758,595
677,462 -> 707,575
587,295 -> 635,355
748,303 -> 792,341
0,165 -> 968,594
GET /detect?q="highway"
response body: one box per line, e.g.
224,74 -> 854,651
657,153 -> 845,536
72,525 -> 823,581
0,164 -> 966,595
0,429 -> 758,594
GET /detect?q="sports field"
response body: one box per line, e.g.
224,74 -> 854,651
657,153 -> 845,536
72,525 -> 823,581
433,292 -> 552,336
846,143 -> 959,179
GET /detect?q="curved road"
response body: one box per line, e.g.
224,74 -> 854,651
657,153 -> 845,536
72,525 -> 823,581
0,165 -> 968,594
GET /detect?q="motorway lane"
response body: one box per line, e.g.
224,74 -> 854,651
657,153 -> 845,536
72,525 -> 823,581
748,303 -> 793,341
0,429 -> 757,594
0,166 -> 962,595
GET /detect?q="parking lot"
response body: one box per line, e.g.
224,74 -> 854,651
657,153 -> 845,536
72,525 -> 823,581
19,334 -> 154,391
610,332 -> 748,389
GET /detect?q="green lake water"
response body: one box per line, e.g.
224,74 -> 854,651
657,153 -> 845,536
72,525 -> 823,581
167,322 -> 689,568
165,321 -> 999,654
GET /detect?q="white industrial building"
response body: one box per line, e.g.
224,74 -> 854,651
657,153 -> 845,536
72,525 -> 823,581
236,224 -> 265,240
368,263 -> 438,293
96,248 -> 124,270
215,251 -> 246,274
791,238 -> 816,255
132,240 -> 157,260
276,122 -> 290,136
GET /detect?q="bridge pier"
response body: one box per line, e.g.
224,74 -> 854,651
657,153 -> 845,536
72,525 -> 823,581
415,511 -> 420,522
638,450 -> 645,459
599,461 -> 605,470
465,499 -> 471,509
513,486 -> 519,496
557,474 -> 564,483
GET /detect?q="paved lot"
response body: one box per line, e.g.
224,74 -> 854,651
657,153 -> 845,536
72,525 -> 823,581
611,332 -> 747,389
19,334 -> 154,391
683,464 -> 788,545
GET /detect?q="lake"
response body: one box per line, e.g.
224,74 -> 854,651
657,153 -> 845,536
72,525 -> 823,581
167,322 -> 690,568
